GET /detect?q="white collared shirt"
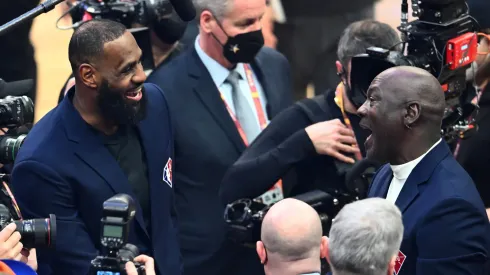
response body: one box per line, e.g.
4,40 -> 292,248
386,139 -> 442,203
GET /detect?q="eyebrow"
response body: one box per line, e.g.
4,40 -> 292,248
117,50 -> 143,73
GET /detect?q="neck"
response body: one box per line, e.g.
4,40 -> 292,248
390,132 -> 440,165
151,34 -> 178,67
199,32 -> 234,69
265,258 -> 321,275
342,83 -> 358,114
72,85 -> 118,135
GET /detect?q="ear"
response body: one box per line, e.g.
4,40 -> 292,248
320,236 -> 329,261
200,10 -> 215,34
256,241 -> 267,264
79,64 -> 99,90
387,254 -> 397,275
336,61 -> 343,75
404,101 -> 421,128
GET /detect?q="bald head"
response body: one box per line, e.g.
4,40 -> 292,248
375,66 -> 446,128
261,198 -> 322,261
358,66 -> 446,163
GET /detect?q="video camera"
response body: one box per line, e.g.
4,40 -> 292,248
90,194 -> 146,275
224,158 -> 381,246
0,79 -> 34,165
349,0 -> 481,143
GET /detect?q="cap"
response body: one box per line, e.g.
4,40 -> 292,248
0,79 -> 34,99
467,0 -> 490,29
0,260 -> 36,275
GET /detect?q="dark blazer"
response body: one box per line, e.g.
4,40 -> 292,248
368,141 -> 490,275
10,84 -> 181,275
146,46 -> 292,275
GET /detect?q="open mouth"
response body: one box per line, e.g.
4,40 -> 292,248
125,86 -> 143,101
359,120 -> 373,147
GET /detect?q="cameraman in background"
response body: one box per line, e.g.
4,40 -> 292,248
220,20 -> 401,205
455,0 -> 490,217
57,1 -> 188,102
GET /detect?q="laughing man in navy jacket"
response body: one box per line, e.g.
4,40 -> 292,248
9,19 -> 181,275
358,66 -> 490,275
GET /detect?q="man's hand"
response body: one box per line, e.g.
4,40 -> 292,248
15,248 -> 37,271
0,223 -> 23,260
305,119 -> 359,163
125,255 -> 155,275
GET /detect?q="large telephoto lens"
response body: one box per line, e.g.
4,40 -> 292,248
13,214 -> 56,248
0,96 -> 34,128
0,135 -> 27,163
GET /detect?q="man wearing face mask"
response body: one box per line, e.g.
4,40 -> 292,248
146,0 -> 292,274
9,19 -> 181,275
220,20 -> 400,206
57,7 -> 188,103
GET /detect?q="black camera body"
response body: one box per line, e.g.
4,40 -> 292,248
224,158 -> 381,246
68,0 -> 174,29
350,0 -> 480,143
90,194 -> 146,275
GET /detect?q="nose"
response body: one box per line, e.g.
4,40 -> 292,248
357,101 -> 368,117
132,62 -> 147,84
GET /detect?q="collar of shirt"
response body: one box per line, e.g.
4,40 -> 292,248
194,35 -> 246,87
389,138 -> 442,180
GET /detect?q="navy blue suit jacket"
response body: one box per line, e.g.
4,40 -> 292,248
10,84 -> 181,275
146,46 -> 292,275
368,141 -> 490,275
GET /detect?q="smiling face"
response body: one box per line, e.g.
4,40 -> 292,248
90,31 -> 148,125
357,76 -> 406,163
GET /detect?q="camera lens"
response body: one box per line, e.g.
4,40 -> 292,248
0,135 -> 27,163
118,243 -> 140,262
0,96 -> 34,128
13,214 -> 56,248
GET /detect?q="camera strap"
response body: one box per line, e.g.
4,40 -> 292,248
334,84 -> 362,161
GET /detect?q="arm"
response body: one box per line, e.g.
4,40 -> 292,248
10,160 -> 97,275
220,105 -> 317,204
416,197 -> 490,274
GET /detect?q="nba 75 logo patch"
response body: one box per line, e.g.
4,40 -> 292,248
393,250 -> 406,275
163,158 -> 172,188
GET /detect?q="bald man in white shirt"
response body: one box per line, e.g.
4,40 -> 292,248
358,66 -> 490,275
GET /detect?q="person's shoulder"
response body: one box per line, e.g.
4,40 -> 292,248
256,46 -> 288,65
15,108 -> 68,165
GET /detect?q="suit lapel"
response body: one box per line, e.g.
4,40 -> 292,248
371,166 -> 393,198
188,48 -> 246,153
395,141 -> 450,213
61,94 -> 149,238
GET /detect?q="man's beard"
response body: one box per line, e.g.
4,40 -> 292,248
96,80 -> 147,126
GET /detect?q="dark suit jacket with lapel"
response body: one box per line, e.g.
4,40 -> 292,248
146,46 -> 292,275
10,83 -> 181,275
368,141 -> 490,275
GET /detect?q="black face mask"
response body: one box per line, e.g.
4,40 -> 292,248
151,11 -> 188,45
213,18 -> 264,64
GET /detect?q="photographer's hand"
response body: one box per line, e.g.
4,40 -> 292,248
15,248 -> 37,271
126,255 -> 156,275
305,119 -> 359,163
0,223 -> 23,260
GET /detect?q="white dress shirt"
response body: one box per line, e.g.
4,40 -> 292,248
194,36 -> 269,130
386,139 -> 442,203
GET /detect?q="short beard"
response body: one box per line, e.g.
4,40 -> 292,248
96,80 -> 147,126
